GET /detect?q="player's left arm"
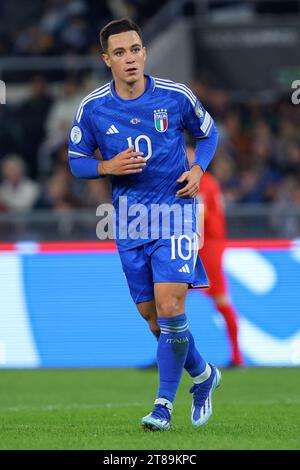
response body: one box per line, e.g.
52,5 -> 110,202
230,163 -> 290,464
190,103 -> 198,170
176,164 -> 203,198
176,91 -> 218,198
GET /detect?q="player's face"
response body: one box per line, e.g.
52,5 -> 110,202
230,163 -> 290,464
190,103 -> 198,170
102,31 -> 146,85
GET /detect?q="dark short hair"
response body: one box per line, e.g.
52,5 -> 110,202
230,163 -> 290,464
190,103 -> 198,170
100,18 -> 142,53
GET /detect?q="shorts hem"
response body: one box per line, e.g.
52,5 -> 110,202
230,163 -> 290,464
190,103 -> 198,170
134,296 -> 155,304
153,279 -> 209,287
190,283 -> 210,289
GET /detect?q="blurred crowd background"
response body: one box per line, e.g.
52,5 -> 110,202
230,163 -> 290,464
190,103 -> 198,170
0,0 -> 300,239
0,0 -> 169,58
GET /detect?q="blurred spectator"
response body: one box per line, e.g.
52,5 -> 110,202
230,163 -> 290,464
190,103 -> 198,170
0,155 -> 40,211
47,171 -> 79,211
59,14 -> 89,53
237,168 -> 264,203
211,151 -> 240,203
221,110 -> 252,168
1,0 -> 167,58
0,26 -> 12,55
206,88 -> 231,121
0,107 -> 23,159
84,179 -> 112,206
285,141 -> 300,179
38,76 -> 83,174
271,176 -> 300,237
14,25 -> 55,56
39,0 -> 68,36
46,76 -> 82,136
37,166 -> 81,211
18,75 -> 53,178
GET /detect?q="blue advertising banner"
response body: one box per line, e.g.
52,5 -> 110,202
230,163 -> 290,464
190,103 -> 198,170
0,241 -> 299,368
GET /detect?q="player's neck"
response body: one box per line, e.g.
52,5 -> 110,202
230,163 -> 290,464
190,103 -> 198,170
114,75 -> 147,100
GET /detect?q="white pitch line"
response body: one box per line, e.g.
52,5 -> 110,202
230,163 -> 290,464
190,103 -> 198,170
0,402 -> 144,412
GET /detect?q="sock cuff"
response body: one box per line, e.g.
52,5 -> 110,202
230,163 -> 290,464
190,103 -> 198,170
154,398 -> 173,413
157,314 -> 188,334
192,363 -> 211,384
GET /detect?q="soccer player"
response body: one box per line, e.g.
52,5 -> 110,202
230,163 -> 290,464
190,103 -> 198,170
186,145 -> 244,367
68,18 -> 220,431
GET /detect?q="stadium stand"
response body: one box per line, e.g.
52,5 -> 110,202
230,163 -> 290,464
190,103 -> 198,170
0,0 -> 300,240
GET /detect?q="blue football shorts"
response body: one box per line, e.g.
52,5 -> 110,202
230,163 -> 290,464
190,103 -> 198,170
118,234 -> 209,304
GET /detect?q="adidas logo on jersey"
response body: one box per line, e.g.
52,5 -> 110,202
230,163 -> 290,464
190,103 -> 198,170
106,125 -> 119,134
179,264 -> 190,274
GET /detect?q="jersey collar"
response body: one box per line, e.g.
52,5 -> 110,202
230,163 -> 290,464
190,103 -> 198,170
109,74 -> 154,104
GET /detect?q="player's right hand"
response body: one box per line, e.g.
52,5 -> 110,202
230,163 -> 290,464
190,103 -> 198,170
98,147 -> 146,176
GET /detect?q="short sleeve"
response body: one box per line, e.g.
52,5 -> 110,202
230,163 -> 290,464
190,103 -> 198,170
181,91 -> 214,139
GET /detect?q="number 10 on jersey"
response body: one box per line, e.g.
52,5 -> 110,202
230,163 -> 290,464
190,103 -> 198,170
127,135 -> 152,161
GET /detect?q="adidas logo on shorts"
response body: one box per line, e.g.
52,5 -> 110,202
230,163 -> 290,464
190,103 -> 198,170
178,264 -> 190,273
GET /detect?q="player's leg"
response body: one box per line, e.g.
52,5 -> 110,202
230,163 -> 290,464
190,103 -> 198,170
141,237 -> 221,430
136,301 -> 211,375
154,281 -> 190,399
136,301 -> 159,369
136,300 -> 208,370
212,293 -> 244,366
200,241 -> 243,366
136,300 -> 160,340
141,281 -> 189,431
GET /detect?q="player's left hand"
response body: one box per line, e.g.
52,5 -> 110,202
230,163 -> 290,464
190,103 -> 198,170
176,166 -> 204,198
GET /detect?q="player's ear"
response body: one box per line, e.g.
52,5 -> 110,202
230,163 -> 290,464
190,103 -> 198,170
101,52 -> 111,68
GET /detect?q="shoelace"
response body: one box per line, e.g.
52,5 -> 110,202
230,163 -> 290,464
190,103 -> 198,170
151,404 -> 171,421
189,376 -> 213,407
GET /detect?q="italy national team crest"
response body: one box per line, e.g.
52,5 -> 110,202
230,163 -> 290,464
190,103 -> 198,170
154,109 -> 168,132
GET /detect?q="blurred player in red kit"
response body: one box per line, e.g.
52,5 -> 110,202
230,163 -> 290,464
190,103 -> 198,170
187,145 -> 244,367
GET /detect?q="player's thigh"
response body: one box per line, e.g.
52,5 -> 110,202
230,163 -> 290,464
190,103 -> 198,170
118,246 -> 154,303
149,237 -> 193,315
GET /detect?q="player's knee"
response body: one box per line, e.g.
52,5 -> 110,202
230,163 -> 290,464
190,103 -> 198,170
156,297 -> 183,318
213,294 -> 229,306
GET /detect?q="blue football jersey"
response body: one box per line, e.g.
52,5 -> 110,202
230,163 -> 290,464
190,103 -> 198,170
68,75 -> 214,251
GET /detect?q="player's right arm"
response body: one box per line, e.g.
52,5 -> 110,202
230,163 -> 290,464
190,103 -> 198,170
68,106 -> 146,178
97,147 -> 146,176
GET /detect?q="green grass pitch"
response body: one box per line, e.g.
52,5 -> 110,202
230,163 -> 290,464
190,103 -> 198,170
0,368 -> 299,450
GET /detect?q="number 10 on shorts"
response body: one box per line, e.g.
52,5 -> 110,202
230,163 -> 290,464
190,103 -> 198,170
170,234 -> 198,261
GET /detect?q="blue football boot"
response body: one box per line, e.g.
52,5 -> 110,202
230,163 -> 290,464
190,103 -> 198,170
141,398 -> 173,431
190,364 -> 222,427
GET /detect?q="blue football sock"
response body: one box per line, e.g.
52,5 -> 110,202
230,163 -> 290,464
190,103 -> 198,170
156,314 -> 190,403
152,319 -> 207,379
184,330 -> 207,377
151,316 -> 207,379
